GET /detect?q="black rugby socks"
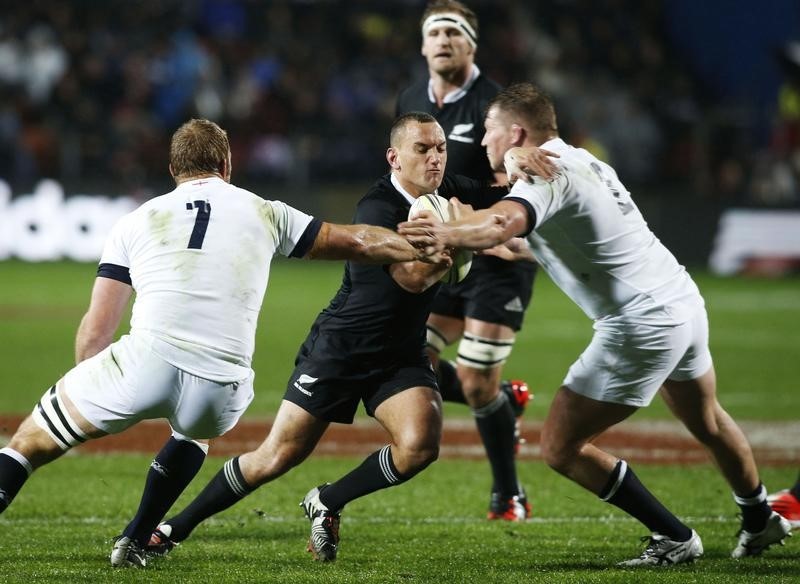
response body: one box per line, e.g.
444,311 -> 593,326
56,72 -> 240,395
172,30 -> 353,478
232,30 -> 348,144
733,483 -> 771,533
164,456 -> 254,542
320,445 -> 408,512
0,448 -> 33,513
123,437 -> 207,545
473,392 -> 519,498
600,459 -> 692,542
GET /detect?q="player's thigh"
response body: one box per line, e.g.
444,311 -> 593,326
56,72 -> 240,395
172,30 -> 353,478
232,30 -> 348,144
170,370 -> 255,440
660,308 -> 717,423
564,321 -> 692,408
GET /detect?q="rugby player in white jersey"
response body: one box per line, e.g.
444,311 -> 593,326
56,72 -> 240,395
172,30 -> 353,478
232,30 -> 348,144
0,118 -> 445,568
400,84 -> 792,566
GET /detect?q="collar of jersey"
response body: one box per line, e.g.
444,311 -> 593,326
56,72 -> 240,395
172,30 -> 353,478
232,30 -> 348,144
175,175 -> 226,191
427,64 -> 480,105
391,173 -> 437,205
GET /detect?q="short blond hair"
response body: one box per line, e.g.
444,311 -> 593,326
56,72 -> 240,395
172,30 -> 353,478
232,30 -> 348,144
169,119 -> 230,178
488,83 -> 558,135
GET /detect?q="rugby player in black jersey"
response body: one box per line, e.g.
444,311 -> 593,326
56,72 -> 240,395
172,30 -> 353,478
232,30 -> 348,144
397,0 -> 536,521
143,113 -> 552,563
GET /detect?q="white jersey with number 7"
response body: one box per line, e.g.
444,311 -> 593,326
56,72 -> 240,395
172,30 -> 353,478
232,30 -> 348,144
99,176 -> 318,383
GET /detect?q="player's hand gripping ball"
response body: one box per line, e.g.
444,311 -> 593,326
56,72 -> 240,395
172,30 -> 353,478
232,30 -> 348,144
408,194 -> 473,284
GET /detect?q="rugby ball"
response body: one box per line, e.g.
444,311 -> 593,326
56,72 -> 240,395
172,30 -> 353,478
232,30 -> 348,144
408,194 -> 472,285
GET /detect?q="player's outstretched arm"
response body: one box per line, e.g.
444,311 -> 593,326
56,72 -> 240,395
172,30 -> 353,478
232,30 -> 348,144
399,200 -> 529,252
306,222 -> 448,265
75,277 -> 133,363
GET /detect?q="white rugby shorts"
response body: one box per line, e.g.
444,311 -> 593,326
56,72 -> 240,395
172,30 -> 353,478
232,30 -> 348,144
563,306 -> 713,407
62,333 -> 254,439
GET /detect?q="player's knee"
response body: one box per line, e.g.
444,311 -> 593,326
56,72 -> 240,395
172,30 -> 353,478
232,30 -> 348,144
540,429 -> 572,474
459,369 -> 499,406
675,402 -> 726,445
393,434 -> 439,474
9,416 -> 65,469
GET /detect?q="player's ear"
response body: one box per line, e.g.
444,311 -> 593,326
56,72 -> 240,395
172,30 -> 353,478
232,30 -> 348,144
510,124 -> 526,147
387,147 -> 401,170
168,164 -> 176,179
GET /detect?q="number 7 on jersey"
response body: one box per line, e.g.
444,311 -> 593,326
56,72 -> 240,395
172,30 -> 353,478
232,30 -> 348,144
186,200 -> 211,249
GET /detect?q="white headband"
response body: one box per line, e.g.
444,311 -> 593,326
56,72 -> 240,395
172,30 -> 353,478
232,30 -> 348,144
422,12 -> 477,48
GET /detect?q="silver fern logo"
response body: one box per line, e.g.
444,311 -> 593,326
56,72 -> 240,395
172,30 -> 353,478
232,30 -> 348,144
293,374 -> 318,396
448,123 -> 474,144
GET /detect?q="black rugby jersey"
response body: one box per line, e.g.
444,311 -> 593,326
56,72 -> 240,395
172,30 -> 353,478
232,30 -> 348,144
396,74 -> 501,182
297,174 -> 506,367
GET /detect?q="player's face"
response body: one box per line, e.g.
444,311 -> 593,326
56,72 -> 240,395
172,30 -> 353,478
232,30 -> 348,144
421,25 -> 475,76
482,106 -> 515,172
393,121 -> 447,195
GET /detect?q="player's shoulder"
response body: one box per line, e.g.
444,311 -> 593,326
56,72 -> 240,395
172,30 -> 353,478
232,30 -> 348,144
354,175 -> 408,224
469,74 -> 502,100
474,74 -> 502,93
396,78 -> 430,112
361,174 -> 400,204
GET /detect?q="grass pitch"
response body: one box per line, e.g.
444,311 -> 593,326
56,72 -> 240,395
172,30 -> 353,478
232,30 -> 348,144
0,259 -> 798,418
1,456 -> 798,583
0,261 -> 798,581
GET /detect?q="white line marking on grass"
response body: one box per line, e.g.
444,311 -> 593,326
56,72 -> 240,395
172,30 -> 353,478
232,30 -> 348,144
0,514 -> 739,527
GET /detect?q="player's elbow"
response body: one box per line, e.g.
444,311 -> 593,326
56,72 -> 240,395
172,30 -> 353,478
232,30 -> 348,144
394,276 -> 431,294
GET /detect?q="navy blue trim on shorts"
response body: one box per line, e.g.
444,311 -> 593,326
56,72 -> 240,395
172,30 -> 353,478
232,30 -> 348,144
97,263 -> 132,285
290,218 -> 323,258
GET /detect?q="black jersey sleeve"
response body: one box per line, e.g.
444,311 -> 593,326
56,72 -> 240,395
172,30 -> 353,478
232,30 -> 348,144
353,193 -> 406,231
439,173 -> 509,210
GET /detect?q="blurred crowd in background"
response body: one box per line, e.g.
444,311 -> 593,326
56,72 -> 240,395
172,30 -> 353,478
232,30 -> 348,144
1,0 -> 799,206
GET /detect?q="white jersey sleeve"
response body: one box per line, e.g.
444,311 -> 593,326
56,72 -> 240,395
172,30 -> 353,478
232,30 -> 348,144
504,138 -> 703,324
98,213 -> 134,274
261,199 -> 319,258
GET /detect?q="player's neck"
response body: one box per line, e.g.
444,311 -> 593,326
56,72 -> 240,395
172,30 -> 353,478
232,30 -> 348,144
174,172 -> 224,185
429,66 -> 471,106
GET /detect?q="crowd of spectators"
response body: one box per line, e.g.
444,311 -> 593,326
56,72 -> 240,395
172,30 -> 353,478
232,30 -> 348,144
0,0 -> 795,206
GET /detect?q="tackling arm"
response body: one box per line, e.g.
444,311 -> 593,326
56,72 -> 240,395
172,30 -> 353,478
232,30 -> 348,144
306,222 -> 447,265
388,258 -> 451,294
399,200 -> 530,252
75,277 -> 133,363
